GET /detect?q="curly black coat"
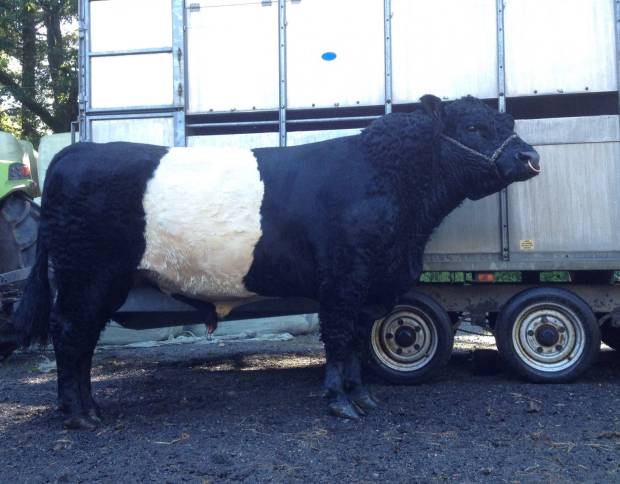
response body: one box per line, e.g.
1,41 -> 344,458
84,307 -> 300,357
11,95 -> 539,426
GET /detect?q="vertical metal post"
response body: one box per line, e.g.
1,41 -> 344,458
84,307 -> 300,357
384,0 -> 393,114
172,0 -> 186,147
78,0 -> 90,141
615,0 -> 620,114
278,0 -> 287,147
496,0 -> 510,261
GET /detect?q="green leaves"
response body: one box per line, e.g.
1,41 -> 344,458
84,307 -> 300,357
0,0 -> 77,143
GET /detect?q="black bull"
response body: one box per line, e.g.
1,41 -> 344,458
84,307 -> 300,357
11,95 -> 540,429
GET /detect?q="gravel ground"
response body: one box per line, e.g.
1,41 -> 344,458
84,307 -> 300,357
1,331 -> 620,483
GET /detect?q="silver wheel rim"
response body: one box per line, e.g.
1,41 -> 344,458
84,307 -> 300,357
511,302 -> 586,373
371,305 -> 439,372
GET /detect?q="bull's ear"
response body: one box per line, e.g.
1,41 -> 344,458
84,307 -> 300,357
420,94 -> 445,134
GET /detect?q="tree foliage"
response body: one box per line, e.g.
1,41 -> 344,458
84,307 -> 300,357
0,0 -> 78,142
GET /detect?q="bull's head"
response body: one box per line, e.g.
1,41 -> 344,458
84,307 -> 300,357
420,94 -> 540,200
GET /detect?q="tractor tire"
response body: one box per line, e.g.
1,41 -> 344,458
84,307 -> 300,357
0,192 -> 39,273
0,193 -> 40,359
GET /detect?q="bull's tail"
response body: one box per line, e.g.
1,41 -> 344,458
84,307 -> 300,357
11,241 -> 52,347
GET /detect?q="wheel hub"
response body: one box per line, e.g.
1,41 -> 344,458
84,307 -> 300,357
535,324 -> 560,347
370,305 -> 439,371
512,304 -> 585,372
394,327 -> 416,348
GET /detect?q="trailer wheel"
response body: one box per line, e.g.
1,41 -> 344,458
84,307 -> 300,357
363,292 -> 453,384
601,325 -> 620,351
495,287 -> 600,383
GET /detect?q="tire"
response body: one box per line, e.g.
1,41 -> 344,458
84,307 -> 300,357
363,291 -> 454,384
0,193 -> 40,358
0,192 -> 39,273
601,325 -> 620,351
570,270 -> 614,284
495,287 -> 600,383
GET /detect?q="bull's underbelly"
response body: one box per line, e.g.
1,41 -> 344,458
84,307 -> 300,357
138,146 -> 265,310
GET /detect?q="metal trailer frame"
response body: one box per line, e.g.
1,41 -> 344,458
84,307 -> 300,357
77,0 -> 620,274
73,0 -> 620,322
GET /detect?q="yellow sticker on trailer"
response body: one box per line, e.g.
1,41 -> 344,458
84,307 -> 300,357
520,239 -> 535,251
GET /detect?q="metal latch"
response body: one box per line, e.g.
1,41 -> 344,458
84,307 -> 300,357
189,3 -> 200,12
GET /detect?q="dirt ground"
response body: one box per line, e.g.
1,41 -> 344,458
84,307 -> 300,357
1,331 -> 620,483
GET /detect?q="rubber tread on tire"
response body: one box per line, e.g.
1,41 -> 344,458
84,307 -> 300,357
495,287 -> 600,383
363,291 -> 454,385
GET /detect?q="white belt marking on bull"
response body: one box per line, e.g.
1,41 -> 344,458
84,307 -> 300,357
139,147 -> 264,306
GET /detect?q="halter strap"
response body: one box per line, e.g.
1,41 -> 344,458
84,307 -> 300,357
440,133 -> 518,164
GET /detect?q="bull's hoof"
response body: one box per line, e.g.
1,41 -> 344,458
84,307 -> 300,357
86,407 -> 102,425
351,391 -> 379,412
328,399 -> 361,420
63,415 -> 98,431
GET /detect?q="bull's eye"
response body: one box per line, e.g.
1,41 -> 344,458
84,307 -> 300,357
466,125 -> 479,133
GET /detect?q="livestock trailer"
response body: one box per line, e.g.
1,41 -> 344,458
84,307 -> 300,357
73,0 -> 620,384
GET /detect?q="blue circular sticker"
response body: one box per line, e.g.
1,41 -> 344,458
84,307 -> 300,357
321,52 -> 337,61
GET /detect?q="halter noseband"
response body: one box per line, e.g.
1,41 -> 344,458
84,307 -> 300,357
440,133 -> 519,168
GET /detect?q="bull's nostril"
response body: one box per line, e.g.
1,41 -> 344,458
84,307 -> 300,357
516,150 -> 541,173
516,150 -> 539,162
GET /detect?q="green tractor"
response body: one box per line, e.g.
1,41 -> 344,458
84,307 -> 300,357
0,159 -> 40,359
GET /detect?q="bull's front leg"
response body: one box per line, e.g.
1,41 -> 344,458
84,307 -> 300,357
343,343 -> 378,413
319,277 -> 376,419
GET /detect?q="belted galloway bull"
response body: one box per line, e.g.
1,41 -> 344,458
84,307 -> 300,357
11,95 -> 540,429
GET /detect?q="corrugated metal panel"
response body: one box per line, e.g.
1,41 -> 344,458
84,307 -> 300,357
187,133 -> 279,149
186,2 -> 279,113
391,0 -> 498,103
89,0 -> 172,52
90,53 -> 173,108
287,128 -> 362,146
505,0 -> 617,96
286,0 -> 384,109
90,117 -> 174,146
425,195 -> 501,254
508,142 -> 620,253
515,115 -> 620,146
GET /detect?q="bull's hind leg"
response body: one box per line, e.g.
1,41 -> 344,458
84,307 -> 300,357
50,278 -> 129,430
51,304 -> 107,430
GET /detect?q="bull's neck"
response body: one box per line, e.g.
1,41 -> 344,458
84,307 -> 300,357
399,154 -> 469,238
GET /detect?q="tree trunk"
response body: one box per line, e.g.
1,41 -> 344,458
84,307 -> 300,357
20,6 -> 37,139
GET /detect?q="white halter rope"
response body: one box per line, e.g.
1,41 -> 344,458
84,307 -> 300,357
441,133 -> 517,163
440,133 -> 532,173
